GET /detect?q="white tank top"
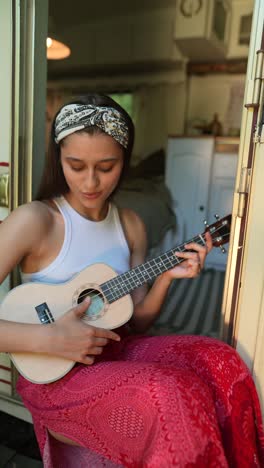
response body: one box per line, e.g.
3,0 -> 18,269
20,196 -> 130,284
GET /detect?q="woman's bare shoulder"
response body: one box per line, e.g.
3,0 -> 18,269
0,201 -> 58,281
0,200 -> 56,253
3,200 -> 53,228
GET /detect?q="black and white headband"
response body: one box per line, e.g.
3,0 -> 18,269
54,103 -> 129,149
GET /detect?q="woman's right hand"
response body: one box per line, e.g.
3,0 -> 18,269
47,298 -> 120,364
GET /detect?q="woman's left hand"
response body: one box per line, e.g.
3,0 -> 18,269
163,231 -> 213,280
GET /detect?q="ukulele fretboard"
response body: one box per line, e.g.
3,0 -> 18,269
101,234 -> 206,303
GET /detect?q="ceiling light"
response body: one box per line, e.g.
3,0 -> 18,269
46,37 -> 71,60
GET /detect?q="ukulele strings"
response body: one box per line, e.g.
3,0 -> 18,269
77,226 -> 230,303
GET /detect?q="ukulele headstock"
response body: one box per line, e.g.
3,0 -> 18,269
205,214 -> 232,249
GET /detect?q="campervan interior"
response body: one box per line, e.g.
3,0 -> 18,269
0,0 -> 257,423
0,0 -> 253,340
46,0 -> 253,338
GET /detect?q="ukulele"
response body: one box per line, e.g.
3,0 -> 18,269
0,214 -> 231,384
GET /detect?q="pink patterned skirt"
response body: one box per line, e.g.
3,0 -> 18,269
17,335 -> 264,467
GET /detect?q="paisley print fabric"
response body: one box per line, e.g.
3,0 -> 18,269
54,103 -> 129,148
17,335 -> 264,467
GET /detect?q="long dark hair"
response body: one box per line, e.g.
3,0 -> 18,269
36,93 -> 135,201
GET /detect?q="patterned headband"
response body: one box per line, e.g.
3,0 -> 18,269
54,103 -> 129,149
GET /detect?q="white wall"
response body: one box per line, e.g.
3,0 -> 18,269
0,0 -> 12,166
132,71 -> 246,159
186,74 -> 246,136
133,81 -> 186,161
0,0 -> 12,393
0,0 -> 12,221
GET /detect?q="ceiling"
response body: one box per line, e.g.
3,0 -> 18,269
47,0 -> 246,81
49,0 -> 175,26
47,0 -> 177,80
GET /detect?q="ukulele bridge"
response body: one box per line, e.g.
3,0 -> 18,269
35,302 -> 55,324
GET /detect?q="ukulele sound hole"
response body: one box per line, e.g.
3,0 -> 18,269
77,288 -> 105,321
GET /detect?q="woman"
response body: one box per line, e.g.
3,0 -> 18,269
0,93 -> 263,467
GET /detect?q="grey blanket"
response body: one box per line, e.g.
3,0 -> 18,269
114,176 -> 176,249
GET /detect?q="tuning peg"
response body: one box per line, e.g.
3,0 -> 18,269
220,245 -> 226,253
203,219 -> 209,228
214,214 -> 219,220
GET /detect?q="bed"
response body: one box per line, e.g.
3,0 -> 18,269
113,148 -> 184,261
114,175 -> 184,260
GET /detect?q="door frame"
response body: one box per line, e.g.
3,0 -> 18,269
0,0 -> 48,419
221,0 -> 264,413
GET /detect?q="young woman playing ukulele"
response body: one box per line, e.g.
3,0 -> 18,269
0,94 -> 263,467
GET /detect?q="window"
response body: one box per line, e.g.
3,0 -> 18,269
109,93 -> 134,120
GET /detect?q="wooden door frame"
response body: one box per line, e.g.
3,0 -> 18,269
221,0 -> 264,413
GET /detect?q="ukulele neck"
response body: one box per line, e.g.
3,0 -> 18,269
101,233 -> 206,304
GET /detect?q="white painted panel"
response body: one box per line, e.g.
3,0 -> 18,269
166,137 -> 214,240
212,153 -> 238,178
0,0 -> 12,316
0,353 -> 11,368
0,352 -> 12,397
0,382 -> 11,396
207,177 -> 236,269
0,0 -> 12,166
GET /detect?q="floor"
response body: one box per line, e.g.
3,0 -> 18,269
150,268 -> 225,337
0,411 -> 42,467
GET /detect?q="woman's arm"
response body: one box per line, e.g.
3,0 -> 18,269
121,209 -> 212,334
0,300 -> 120,365
0,203 -> 56,353
132,234 -> 212,333
0,204 -> 120,362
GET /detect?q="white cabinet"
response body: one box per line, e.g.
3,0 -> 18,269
227,0 -> 254,59
206,150 -> 238,268
174,0 -> 231,61
166,137 -> 238,270
166,137 -> 214,240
